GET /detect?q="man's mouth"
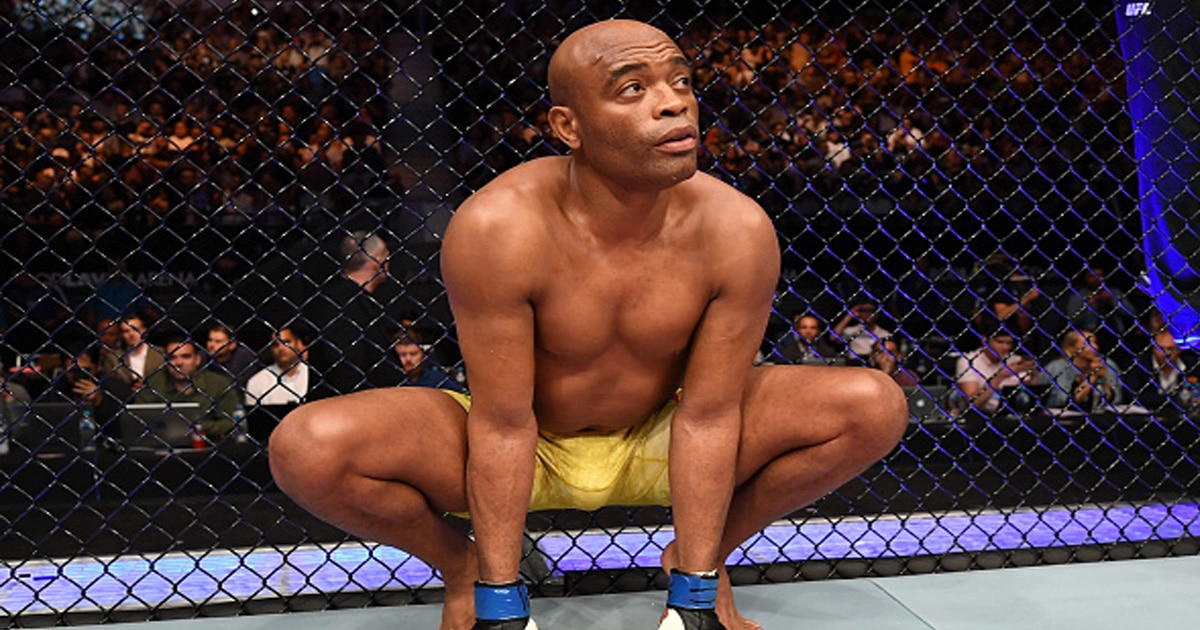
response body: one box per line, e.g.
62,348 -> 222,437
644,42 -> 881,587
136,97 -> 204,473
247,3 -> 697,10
656,126 -> 698,153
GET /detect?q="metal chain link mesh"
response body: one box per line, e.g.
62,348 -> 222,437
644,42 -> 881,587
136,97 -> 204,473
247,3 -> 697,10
3,0 -> 1199,622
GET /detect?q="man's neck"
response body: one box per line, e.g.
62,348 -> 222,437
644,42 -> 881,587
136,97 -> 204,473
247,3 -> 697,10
1156,355 -> 1178,374
405,364 -> 426,383
564,159 -> 673,246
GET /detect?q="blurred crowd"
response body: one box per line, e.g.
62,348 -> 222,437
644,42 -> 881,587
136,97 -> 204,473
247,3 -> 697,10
1,2 -> 393,278
2,1 -> 1194,438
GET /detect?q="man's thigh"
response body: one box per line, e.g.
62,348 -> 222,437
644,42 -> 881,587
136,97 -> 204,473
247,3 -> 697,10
277,386 -> 471,513
735,364 -> 899,484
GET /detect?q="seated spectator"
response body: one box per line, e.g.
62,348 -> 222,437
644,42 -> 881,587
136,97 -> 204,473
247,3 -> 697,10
980,271 -> 1044,341
955,318 -> 1040,415
771,312 -> 846,364
245,326 -> 310,406
204,323 -> 259,388
1123,330 -> 1193,413
51,342 -> 133,438
94,317 -> 124,368
870,337 -> 920,387
391,328 -> 466,393
831,294 -> 891,363
103,314 -> 165,390
1043,329 -> 1122,411
136,336 -> 238,439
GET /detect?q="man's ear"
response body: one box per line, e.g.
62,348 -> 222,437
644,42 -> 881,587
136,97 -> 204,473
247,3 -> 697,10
547,105 -> 581,151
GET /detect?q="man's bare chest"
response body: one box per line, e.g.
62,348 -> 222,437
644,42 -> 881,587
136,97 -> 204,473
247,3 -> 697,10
533,259 -> 710,364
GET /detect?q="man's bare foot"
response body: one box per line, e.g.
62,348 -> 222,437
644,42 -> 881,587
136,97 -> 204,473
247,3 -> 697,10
660,541 -> 763,630
439,545 -> 479,630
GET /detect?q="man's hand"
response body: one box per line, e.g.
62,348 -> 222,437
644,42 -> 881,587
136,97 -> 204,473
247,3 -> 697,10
73,379 -> 103,405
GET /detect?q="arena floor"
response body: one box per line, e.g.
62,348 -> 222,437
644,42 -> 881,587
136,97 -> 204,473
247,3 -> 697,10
60,555 -> 1197,629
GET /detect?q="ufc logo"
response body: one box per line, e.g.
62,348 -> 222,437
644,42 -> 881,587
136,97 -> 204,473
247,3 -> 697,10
1125,2 -> 1152,16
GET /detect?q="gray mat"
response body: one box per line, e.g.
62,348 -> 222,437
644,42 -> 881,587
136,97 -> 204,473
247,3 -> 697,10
66,555 -> 1200,629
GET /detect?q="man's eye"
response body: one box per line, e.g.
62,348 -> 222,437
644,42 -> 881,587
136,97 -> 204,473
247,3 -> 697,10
621,82 -> 643,95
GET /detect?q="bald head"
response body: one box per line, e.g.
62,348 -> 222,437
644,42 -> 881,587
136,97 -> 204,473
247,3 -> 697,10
548,20 -> 680,108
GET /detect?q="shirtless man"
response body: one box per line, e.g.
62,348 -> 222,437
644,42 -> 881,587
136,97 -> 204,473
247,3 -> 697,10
269,19 -> 907,630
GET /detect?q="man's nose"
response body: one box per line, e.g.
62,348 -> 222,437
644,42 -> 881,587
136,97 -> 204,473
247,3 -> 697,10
655,85 -> 689,118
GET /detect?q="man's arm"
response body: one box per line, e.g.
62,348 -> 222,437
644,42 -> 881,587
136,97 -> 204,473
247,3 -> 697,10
956,356 -> 996,410
442,192 -> 541,585
671,196 -> 779,574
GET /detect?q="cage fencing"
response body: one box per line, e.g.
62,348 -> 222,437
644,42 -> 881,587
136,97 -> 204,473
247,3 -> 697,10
2,0 -> 1199,624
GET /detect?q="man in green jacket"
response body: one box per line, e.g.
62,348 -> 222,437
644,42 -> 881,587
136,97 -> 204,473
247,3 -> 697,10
137,336 -> 238,439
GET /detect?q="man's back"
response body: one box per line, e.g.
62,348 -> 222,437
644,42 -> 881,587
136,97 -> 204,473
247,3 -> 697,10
444,156 -> 773,434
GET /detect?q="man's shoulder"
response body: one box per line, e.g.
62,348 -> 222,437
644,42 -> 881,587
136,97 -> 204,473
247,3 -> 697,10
456,157 -> 567,219
679,172 -> 774,246
682,171 -> 762,213
1043,357 -> 1070,374
248,364 -> 283,381
444,159 -> 565,271
196,370 -> 234,390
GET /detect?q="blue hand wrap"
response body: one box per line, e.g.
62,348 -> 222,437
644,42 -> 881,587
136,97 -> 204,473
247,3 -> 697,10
666,569 -> 719,611
475,580 -> 531,621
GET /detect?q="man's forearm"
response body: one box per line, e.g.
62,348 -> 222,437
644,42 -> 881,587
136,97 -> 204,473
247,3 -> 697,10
467,414 -> 538,583
668,408 -> 740,573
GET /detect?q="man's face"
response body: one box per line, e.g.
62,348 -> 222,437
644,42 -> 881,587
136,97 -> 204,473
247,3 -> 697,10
272,329 -> 306,369
120,318 -> 145,347
851,302 -> 877,322
72,352 -> 98,375
1153,333 -> 1181,365
794,316 -> 820,342
98,319 -> 121,348
166,341 -> 201,382
207,329 -> 233,360
873,339 -> 900,369
566,27 -> 699,190
394,342 -> 425,375
985,334 -> 1016,360
1074,332 -> 1100,363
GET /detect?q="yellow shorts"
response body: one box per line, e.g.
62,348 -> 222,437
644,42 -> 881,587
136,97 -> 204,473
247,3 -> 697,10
442,390 -> 674,512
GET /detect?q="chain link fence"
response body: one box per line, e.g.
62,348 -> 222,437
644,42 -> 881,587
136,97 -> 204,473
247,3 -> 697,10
2,0 -> 1199,623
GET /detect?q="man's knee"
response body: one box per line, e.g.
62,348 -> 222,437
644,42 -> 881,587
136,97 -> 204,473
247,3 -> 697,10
844,370 -> 909,455
269,402 -> 352,497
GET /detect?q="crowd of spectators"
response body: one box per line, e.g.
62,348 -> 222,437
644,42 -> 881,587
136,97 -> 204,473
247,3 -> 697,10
1,2 -> 1195,443
1,2 -> 393,281
1,230 -> 466,446
448,4 -> 1132,225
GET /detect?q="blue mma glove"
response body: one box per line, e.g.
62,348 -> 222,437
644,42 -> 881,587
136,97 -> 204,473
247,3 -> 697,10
658,569 -> 726,630
474,580 -> 538,630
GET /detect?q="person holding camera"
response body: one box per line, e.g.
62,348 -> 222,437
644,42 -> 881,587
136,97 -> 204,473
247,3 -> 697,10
831,294 -> 892,363
1043,329 -> 1122,412
54,343 -> 134,438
